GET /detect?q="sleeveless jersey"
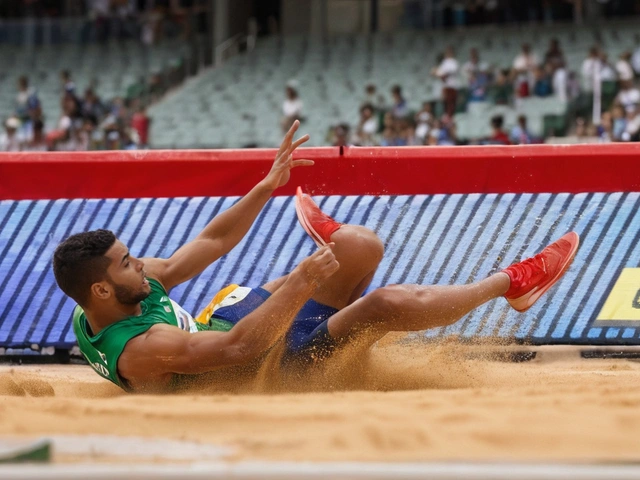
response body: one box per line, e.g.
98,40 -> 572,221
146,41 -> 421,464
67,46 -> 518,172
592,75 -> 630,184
73,278 -> 237,390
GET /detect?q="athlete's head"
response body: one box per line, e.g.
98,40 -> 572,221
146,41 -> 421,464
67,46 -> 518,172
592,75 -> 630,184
53,229 -> 151,308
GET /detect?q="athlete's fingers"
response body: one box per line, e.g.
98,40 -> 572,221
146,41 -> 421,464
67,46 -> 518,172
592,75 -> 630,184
316,245 -> 337,263
309,245 -> 331,261
290,159 -> 314,168
323,258 -> 340,276
277,120 -> 299,157
285,134 -> 309,156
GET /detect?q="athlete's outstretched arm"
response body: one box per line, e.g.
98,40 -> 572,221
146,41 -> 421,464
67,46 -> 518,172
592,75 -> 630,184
145,120 -> 314,290
118,246 -> 339,392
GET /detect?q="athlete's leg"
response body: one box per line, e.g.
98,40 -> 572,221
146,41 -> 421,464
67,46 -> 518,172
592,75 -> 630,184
326,231 -> 579,348
262,224 -> 384,309
292,188 -> 384,309
326,273 -> 509,345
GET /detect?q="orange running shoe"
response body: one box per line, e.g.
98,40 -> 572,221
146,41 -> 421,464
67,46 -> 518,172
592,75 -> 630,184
502,231 -> 580,313
295,186 -> 342,247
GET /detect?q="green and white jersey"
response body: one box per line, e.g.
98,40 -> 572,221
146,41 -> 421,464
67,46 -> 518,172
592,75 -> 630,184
73,278 -> 234,390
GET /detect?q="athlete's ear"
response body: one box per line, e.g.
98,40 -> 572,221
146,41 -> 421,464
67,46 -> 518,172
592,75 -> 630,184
91,281 -> 111,301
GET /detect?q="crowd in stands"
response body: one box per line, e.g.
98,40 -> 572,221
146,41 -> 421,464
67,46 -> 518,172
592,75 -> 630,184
0,71 -> 151,152
0,0 -> 209,152
320,38 -> 640,147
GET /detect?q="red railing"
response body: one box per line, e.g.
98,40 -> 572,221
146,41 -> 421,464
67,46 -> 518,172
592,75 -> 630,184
1,144 -> 639,200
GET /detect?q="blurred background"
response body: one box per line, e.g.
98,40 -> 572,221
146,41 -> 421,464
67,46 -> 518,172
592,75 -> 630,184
0,0 -> 639,151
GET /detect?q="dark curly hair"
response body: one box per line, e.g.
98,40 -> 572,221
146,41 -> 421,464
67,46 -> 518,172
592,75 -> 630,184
53,229 -> 116,306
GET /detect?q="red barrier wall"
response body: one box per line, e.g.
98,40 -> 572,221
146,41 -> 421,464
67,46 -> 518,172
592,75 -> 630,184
1,144 -> 639,200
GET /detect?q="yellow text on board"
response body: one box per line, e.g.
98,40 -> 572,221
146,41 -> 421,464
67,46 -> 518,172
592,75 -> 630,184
596,268 -> 640,323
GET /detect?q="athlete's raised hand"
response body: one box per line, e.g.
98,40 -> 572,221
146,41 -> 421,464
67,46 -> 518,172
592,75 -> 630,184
262,120 -> 314,191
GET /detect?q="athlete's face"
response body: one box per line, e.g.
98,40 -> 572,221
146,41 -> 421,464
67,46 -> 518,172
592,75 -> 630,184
103,240 -> 151,305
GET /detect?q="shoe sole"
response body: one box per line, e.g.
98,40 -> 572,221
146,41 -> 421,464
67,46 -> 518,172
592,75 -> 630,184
508,232 -> 580,313
295,186 -> 326,248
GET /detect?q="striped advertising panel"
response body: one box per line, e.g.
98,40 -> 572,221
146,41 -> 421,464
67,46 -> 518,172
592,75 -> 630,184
0,192 -> 638,349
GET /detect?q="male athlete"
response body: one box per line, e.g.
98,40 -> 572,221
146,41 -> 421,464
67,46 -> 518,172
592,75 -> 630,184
53,121 -> 579,393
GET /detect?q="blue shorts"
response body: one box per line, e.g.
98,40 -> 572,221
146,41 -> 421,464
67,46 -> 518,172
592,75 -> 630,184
211,287 -> 339,365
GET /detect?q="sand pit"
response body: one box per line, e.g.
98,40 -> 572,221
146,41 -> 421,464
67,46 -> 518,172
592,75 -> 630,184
1,339 -> 640,465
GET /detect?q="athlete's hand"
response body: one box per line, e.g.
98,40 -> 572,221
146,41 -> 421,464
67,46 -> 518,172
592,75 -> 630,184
262,120 -> 314,191
295,243 -> 339,288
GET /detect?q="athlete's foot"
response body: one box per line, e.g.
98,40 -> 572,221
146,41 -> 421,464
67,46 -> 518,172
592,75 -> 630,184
295,186 -> 342,247
502,231 -> 580,313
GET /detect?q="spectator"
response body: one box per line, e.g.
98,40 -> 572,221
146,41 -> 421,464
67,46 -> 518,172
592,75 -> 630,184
15,76 -> 40,123
414,102 -> 433,143
105,130 -> 121,150
611,105 -> 627,141
510,115 -> 533,144
425,118 -> 456,146
462,48 -> 488,85
599,53 -> 617,82
616,51 -> 635,83
49,93 -> 80,151
489,115 -> 511,145
622,105 -> 640,142
436,117 -> 457,146
131,103 -> 151,148
566,71 -> 581,101
597,111 -> 613,143
380,112 -> 402,146
544,38 -> 565,67
81,88 -> 105,120
615,80 -> 640,113
0,117 -> 21,152
552,60 -> 568,102
432,46 -> 460,117
281,83 -> 303,134
489,69 -> 512,105
571,117 -> 590,140
363,84 -> 386,112
330,124 -> 351,147
462,48 -> 489,102
395,118 -> 416,146
71,122 -> 90,151
581,46 -> 601,92
468,72 -> 489,103
533,65 -> 552,97
353,103 -> 378,146
426,124 -> 441,146
512,44 -> 539,99
60,70 -> 76,95
21,119 -> 47,152
390,85 -> 409,118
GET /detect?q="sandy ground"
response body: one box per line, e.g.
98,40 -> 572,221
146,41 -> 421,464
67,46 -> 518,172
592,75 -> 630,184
1,338 -> 640,464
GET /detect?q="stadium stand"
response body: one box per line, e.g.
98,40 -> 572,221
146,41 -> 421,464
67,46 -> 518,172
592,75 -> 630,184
1,40 -> 189,117
147,20 -> 640,148
0,14 -> 639,150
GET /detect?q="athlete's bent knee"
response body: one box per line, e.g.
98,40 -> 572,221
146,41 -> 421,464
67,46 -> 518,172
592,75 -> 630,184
364,286 -> 408,318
